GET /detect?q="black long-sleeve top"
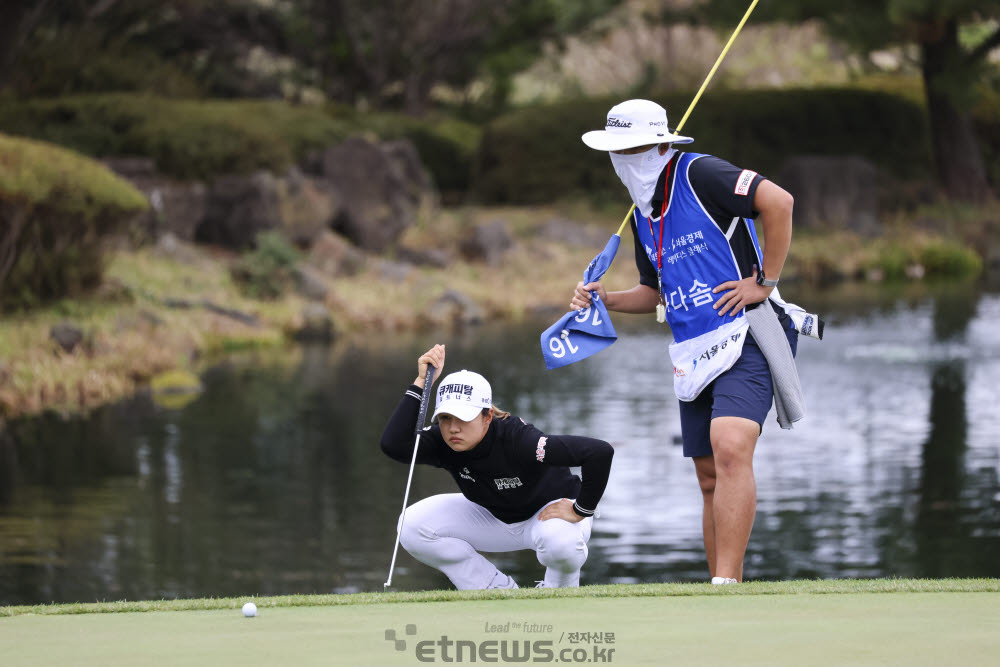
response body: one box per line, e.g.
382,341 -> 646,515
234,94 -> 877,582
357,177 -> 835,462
380,384 -> 614,524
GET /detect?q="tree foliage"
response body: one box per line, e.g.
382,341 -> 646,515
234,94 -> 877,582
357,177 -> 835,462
0,0 -> 621,114
686,0 -> 999,200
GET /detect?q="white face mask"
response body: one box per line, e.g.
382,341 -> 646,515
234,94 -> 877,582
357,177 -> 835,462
609,146 -> 676,218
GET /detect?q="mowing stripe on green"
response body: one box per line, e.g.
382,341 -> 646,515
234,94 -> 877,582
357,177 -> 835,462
2,592 -> 998,666
2,578 -> 998,617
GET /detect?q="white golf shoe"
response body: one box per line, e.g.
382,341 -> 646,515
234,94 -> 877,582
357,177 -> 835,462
486,572 -> 518,589
711,577 -> 738,585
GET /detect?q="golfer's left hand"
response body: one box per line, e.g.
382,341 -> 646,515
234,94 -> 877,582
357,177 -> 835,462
712,268 -> 773,317
538,499 -> 583,523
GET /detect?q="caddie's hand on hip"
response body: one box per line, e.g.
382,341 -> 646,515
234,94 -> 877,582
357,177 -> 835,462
571,281 -> 606,311
538,498 -> 583,523
416,344 -> 445,388
712,268 -> 773,317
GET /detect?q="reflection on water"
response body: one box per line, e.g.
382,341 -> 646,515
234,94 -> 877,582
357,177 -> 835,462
2,283 -> 1000,605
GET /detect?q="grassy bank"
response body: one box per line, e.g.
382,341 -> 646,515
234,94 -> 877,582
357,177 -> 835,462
0,205 -> 637,420
0,202 -> 990,421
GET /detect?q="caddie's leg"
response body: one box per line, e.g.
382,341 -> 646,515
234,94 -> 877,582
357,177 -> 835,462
692,455 -> 717,577
399,493 -> 521,590
709,416 -> 759,581
526,501 -> 593,587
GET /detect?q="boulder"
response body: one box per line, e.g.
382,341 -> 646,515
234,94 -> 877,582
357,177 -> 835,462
290,302 -> 335,342
307,230 -> 367,277
321,137 -> 430,252
375,259 -> 417,283
459,220 -> 514,265
776,156 -> 880,235
537,218 -> 609,247
103,157 -> 207,241
278,167 -> 342,247
293,264 -> 330,301
396,245 -> 451,268
196,171 -> 282,249
154,232 -> 202,265
50,322 -> 84,353
425,290 -> 484,327
380,139 -> 437,209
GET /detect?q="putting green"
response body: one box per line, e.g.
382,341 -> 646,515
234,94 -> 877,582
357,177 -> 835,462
2,592 -> 997,666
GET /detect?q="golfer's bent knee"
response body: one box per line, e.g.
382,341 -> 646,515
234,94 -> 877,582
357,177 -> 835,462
535,523 -> 587,569
398,511 -> 436,553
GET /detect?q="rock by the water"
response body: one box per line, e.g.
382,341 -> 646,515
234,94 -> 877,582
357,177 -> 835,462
278,167 -> 342,247
425,290 -> 484,327
50,322 -> 84,353
459,221 -> 513,265
538,218 -> 608,247
396,245 -> 451,268
103,157 -> 208,242
307,231 -> 367,277
196,171 -> 282,249
290,302 -> 335,342
321,137 -> 430,252
376,260 -> 416,283
293,265 -> 330,301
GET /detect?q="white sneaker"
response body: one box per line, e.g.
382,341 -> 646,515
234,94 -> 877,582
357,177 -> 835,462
711,577 -> 738,585
535,581 -> 551,588
486,572 -> 518,589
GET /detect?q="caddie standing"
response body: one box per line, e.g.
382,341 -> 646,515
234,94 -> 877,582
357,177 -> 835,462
571,99 -> 822,584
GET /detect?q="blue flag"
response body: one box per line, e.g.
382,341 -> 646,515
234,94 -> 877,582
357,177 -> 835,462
541,234 -> 621,370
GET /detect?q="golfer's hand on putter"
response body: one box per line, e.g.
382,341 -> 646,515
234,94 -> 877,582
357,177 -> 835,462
712,267 -> 772,317
538,498 -> 583,523
415,344 -> 445,388
571,281 -> 606,311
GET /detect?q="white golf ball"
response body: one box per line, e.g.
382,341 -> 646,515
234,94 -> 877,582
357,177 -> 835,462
242,602 -> 258,617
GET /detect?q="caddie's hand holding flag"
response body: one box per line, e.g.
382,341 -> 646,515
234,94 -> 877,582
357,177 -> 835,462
541,234 -> 621,370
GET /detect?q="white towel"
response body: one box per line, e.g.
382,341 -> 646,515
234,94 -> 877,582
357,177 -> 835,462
746,302 -> 805,429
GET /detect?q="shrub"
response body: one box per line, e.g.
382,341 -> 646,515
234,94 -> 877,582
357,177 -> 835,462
919,240 -> 983,279
230,231 -> 302,300
0,133 -> 149,311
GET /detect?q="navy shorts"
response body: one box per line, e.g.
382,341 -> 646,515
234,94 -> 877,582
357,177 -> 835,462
679,326 -> 798,458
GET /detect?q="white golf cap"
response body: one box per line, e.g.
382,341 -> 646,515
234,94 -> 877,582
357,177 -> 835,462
432,370 -> 492,422
582,99 -> 694,151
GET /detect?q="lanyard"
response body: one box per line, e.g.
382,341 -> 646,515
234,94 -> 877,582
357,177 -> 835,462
645,156 -> 675,288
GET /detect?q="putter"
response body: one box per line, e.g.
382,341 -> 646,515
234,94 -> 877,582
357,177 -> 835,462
383,365 -> 436,590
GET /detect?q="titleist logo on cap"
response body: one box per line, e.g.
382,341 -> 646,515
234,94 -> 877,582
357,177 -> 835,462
606,117 -> 632,128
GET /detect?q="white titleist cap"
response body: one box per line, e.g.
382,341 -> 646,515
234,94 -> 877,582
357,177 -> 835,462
432,370 -> 492,422
582,99 -> 694,151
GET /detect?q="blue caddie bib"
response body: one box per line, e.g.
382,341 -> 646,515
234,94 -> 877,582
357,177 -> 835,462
634,152 -> 763,400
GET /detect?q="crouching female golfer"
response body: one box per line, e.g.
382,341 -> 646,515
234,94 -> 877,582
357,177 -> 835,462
380,344 -> 614,589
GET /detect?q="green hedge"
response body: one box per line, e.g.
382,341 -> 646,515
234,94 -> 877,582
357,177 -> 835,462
0,95 -> 355,181
0,95 -> 480,197
0,133 -> 148,311
474,88 -> 938,204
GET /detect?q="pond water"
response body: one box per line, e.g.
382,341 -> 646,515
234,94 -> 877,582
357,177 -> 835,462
2,281 -> 999,605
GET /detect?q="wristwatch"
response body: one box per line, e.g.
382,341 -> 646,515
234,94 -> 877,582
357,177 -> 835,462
756,269 -> 779,288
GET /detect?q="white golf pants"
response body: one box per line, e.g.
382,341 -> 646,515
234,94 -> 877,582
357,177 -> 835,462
398,493 -> 593,590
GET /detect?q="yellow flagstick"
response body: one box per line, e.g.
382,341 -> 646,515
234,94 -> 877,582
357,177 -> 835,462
614,0 -> 760,237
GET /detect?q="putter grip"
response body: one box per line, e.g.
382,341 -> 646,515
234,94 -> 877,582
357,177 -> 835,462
415,367 -> 435,434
